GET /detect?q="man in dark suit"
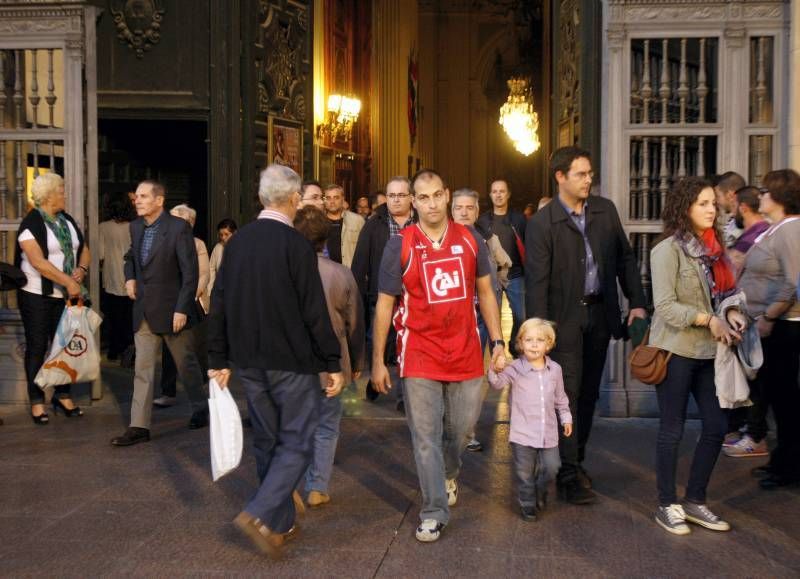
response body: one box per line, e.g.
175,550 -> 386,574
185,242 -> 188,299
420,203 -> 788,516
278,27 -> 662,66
525,147 -> 647,504
111,180 -> 207,447
208,164 -> 344,558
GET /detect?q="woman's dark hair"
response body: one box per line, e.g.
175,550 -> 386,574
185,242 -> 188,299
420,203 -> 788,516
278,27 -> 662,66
660,176 -> 720,243
216,218 -> 238,232
762,169 -> 800,215
293,206 -> 329,252
107,191 -> 135,222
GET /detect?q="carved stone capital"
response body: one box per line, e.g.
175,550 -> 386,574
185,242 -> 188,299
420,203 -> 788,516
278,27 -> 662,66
110,0 -> 165,59
724,24 -> 747,48
607,25 -> 626,51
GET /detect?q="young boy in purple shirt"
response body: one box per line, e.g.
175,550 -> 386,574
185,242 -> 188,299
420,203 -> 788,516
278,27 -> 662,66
488,318 -> 572,522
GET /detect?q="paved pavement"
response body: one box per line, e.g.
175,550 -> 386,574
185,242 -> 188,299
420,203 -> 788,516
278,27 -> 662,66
0,362 -> 798,578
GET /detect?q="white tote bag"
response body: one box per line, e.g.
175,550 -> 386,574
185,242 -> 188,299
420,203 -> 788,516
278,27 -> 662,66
35,300 -> 103,388
208,377 -> 243,481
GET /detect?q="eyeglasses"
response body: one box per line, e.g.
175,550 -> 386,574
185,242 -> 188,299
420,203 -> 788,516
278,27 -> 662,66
569,171 -> 594,181
387,193 -> 410,200
758,187 -> 770,197
414,190 -> 447,205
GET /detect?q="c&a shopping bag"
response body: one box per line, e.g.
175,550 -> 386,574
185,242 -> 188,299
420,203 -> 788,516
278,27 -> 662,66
209,377 -> 243,481
34,299 -> 102,388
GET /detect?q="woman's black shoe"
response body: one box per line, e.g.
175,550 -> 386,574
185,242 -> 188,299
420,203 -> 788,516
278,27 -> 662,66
52,397 -> 84,417
759,473 -> 799,490
31,411 -> 49,425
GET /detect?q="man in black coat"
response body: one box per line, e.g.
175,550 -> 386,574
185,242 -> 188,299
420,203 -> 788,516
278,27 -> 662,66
350,176 -> 415,408
208,164 -> 344,558
111,180 -> 207,447
525,147 -> 646,504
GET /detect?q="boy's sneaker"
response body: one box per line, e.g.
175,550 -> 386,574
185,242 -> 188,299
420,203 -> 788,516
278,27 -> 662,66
655,504 -> 691,535
723,431 -> 743,447
681,502 -> 731,532
415,519 -> 445,542
723,435 -> 768,458
446,478 -> 458,506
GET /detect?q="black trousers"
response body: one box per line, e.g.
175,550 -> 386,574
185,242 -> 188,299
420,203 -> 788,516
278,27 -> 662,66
18,290 -> 71,404
761,320 -> 800,480
103,292 -> 134,359
655,355 -> 727,506
549,302 -> 610,483
727,365 -> 769,442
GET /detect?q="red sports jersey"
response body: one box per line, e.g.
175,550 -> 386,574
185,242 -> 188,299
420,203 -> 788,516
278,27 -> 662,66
394,222 -> 483,381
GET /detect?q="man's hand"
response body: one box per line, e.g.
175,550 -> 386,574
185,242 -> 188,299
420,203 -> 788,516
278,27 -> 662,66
173,312 -> 187,333
208,368 -> 231,389
725,309 -> 747,333
353,370 -> 361,380
325,372 -> 345,398
370,361 -> 392,394
627,307 -> 647,326
491,344 -> 506,373
126,280 -> 137,300
563,423 -> 573,437
65,279 -> 81,298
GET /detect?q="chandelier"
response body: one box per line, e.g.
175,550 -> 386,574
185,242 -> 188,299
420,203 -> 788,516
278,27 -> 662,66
498,78 -> 540,156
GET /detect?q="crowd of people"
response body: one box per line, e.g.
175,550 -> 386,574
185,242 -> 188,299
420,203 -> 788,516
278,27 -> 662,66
12,146 -> 800,559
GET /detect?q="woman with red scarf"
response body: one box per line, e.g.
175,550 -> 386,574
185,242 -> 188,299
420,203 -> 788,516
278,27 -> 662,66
648,177 -> 748,536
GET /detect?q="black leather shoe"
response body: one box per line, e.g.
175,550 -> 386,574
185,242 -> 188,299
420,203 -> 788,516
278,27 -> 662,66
558,480 -> 597,505
751,464 -> 773,479
365,380 -> 380,402
759,473 -> 799,490
111,427 -> 150,446
189,409 -> 209,430
520,505 -> 538,522
577,466 -> 593,489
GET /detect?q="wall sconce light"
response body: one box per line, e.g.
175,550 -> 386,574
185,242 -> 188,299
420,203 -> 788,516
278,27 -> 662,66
318,93 -> 361,142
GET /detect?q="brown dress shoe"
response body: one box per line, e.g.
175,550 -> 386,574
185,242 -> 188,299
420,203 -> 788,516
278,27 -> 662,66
292,490 -> 306,515
307,490 -> 331,507
233,512 -> 284,559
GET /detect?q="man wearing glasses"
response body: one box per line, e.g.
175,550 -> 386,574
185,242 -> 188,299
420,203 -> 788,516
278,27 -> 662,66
299,180 -> 325,210
371,169 -> 506,543
351,177 -> 416,410
525,146 -> 646,505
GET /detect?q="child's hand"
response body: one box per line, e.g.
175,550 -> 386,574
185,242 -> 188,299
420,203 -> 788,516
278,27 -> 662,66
563,423 -> 573,437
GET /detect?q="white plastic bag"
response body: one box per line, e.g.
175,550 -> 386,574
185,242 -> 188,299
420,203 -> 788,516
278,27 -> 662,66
35,301 -> 102,388
208,377 -> 243,481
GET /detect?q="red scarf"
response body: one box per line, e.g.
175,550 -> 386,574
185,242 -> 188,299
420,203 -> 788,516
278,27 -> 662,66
701,228 -> 736,296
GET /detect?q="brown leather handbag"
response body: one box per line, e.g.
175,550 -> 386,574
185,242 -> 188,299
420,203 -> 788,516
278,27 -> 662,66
628,328 -> 673,385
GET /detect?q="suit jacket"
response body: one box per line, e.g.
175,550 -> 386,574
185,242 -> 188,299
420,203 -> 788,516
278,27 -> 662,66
340,210 -> 365,268
524,195 -> 645,339
124,212 -> 199,334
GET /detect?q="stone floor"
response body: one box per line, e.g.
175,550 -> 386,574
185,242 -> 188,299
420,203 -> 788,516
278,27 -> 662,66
0,361 -> 799,578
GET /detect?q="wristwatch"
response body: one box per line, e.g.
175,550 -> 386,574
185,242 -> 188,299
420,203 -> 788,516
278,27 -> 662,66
489,339 -> 506,350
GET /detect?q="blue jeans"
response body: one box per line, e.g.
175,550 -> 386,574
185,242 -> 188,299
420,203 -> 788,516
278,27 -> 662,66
404,376 -> 484,524
655,355 -> 727,506
305,393 -> 344,494
238,368 -> 321,533
503,276 -> 525,354
510,443 -> 561,507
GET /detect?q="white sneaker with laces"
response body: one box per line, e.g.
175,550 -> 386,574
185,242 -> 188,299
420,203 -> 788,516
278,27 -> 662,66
415,518 -> 445,542
722,435 -> 769,458
655,504 -> 691,535
446,478 -> 458,506
682,502 -> 731,532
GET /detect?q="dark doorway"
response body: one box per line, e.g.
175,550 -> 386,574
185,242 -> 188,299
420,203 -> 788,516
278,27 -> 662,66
98,118 -> 209,243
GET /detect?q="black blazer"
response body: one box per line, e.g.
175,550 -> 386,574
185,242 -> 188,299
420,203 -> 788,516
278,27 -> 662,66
124,212 -> 199,334
524,195 -> 646,339
207,217 -> 341,374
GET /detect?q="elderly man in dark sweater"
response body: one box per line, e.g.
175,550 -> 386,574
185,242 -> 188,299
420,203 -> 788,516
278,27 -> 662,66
208,164 -> 344,559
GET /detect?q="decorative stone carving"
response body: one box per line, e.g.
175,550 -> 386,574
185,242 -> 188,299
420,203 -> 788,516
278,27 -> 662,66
625,6 -> 726,21
558,0 -> 579,125
0,20 -> 69,34
110,0 -> 165,58
257,2 -> 309,121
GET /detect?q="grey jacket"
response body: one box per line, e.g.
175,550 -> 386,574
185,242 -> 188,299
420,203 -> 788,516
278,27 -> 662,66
714,293 -> 760,409
650,236 -> 717,359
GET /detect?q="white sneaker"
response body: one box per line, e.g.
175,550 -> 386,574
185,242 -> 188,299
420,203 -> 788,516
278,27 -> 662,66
153,396 -> 177,408
655,504 -> 691,535
681,502 -> 731,532
446,478 -> 458,506
722,435 -> 769,458
415,518 -> 445,542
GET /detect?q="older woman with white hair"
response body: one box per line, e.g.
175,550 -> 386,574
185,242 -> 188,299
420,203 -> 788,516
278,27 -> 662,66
152,203 -> 210,408
14,173 -> 91,424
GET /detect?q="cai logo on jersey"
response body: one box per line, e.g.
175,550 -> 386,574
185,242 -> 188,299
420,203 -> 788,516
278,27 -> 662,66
422,257 -> 466,304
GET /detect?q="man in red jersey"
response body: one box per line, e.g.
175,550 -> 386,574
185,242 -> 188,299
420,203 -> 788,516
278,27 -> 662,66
371,169 -> 506,543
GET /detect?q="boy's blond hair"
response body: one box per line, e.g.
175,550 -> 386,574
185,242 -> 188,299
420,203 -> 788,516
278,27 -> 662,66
516,318 -> 556,353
